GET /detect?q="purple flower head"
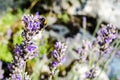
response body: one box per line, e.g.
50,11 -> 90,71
33,52 -> 38,57
52,50 -> 58,58
97,24 -> 117,45
22,16 -> 28,24
54,42 -> 61,49
96,24 -> 117,56
97,27 -> 107,35
51,42 -> 67,67
14,44 -> 21,55
9,13 -> 46,80
26,45 -> 36,53
85,68 -> 96,79
33,21 -> 40,30
19,58 -> 25,68
27,21 -> 33,30
52,61 -> 59,67
77,40 -> 92,62
60,57 -> 66,63
22,13 -> 41,31
85,72 -> 90,78
35,12 -> 41,19
11,74 -> 22,80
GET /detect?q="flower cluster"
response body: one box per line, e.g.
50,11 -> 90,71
97,24 -> 117,55
10,69 -> 31,80
76,24 -> 117,79
77,40 -> 92,62
85,68 -> 96,79
22,12 -> 46,41
51,42 -> 67,67
9,13 -> 46,80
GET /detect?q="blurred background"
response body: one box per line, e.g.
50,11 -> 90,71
0,0 -> 120,80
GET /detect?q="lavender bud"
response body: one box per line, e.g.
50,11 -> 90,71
97,24 -> 117,55
97,24 -> 117,45
51,42 -> 67,67
77,40 -> 92,62
85,68 -> 96,79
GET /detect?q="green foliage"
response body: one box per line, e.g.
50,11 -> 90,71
0,9 -> 23,33
13,30 -> 23,45
0,9 -> 23,62
58,13 -> 69,23
38,37 -> 53,56
0,43 -> 12,62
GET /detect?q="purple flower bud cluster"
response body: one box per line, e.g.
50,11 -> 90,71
51,42 -> 67,67
10,67 -> 22,80
77,40 -> 92,62
9,13 -> 46,80
14,41 -> 37,61
0,61 -> 4,79
76,24 -> 117,79
22,12 -> 46,41
97,24 -> 117,54
85,68 -> 96,79
10,68 -> 31,80
77,24 -> 117,62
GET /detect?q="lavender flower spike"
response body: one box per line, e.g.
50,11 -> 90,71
9,13 -> 46,80
97,24 -> 117,45
97,24 -> 117,54
51,42 -> 67,67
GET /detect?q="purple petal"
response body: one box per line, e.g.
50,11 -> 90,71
60,57 -> 66,63
54,42 -> 59,49
27,21 -> 33,30
35,12 -> 41,19
33,22 -> 40,30
51,50 -> 57,58
14,44 -> 21,55
77,48 -> 81,54
52,61 -> 58,67
22,16 -> 28,23
26,45 -> 36,53
85,72 -> 90,78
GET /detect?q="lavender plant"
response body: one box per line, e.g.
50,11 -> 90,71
49,42 -> 67,79
8,13 -> 46,80
96,24 -> 117,57
76,24 -> 118,80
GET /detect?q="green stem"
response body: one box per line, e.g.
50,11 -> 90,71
93,19 -> 102,36
22,62 -> 26,79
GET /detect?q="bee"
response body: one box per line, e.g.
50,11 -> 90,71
40,18 -> 47,30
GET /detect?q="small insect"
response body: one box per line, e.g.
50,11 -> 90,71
40,18 -> 47,30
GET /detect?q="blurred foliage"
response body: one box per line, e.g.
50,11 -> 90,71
0,8 -> 52,62
0,42 -> 13,62
0,9 -> 23,33
58,13 -> 69,23
38,37 -> 53,56
13,30 -> 23,46
0,9 -> 23,62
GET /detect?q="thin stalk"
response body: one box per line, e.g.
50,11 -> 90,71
93,19 -> 102,36
25,0 -> 39,14
22,62 -> 26,79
